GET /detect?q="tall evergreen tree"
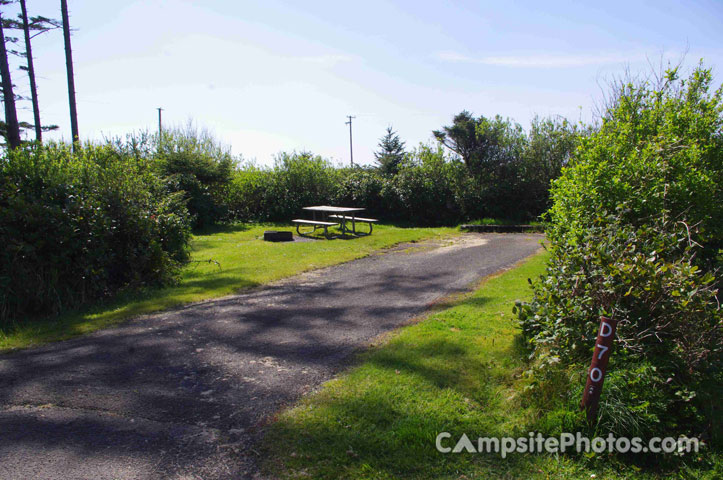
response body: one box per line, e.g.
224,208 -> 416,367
0,7 -> 20,149
374,126 -> 406,175
60,0 -> 78,148
18,0 -> 59,142
0,1 -> 59,144
19,0 -> 40,141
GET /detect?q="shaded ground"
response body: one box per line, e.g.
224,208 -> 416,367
0,233 -> 542,479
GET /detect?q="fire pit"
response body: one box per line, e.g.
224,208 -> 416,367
263,230 -> 293,242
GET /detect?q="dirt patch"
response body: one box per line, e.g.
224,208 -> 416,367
425,234 -> 489,254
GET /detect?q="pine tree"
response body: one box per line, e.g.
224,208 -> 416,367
61,0 -> 78,148
374,126 -> 406,175
0,0 -> 60,144
0,7 -> 20,149
19,0 -> 60,142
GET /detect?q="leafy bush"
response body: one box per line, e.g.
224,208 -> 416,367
333,168 -> 387,218
226,114 -> 578,226
227,163 -> 270,221
516,116 -> 582,219
0,143 -> 191,323
433,112 -> 581,222
383,143 -> 466,225
516,65 -> 722,442
155,125 -> 235,228
263,152 -> 342,221
227,146 -> 465,226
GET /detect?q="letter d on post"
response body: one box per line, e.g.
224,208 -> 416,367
580,316 -> 618,424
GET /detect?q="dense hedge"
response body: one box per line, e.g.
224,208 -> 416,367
227,140 -> 565,226
155,127 -> 235,229
226,116 -> 579,225
0,143 -> 191,323
228,147 -> 464,225
515,66 -> 722,445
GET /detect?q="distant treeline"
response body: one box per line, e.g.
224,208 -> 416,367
187,114 -> 581,227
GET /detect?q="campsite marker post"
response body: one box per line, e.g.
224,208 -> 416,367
581,316 -> 618,423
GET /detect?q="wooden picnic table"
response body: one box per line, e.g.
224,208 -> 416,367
293,205 -> 377,238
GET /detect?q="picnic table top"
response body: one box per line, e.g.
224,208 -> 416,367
302,205 -> 365,213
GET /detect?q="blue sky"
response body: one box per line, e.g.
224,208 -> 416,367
4,0 -> 723,165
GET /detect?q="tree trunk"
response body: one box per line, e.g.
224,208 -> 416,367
60,0 -> 78,149
20,0 -> 42,142
0,10 -> 21,149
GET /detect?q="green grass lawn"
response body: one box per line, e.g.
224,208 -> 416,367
0,223 -> 456,352
262,251 -> 719,480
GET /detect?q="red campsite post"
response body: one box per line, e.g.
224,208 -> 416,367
580,316 -> 618,423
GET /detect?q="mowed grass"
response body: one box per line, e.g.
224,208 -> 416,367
0,223 -> 456,351
262,251 -> 719,480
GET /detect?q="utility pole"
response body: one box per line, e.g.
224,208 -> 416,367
345,115 -> 355,167
157,107 -> 163,139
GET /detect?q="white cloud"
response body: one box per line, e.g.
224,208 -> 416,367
435,51 -> 477,63
434,50 -> 647,68
294,54 -> 355,66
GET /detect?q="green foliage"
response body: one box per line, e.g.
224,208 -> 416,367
517,64 -> 723,442
434,111 -> 580,221
229,139 -> 568,227
374,126 -> 406,175
227,162 -> 268,221
547,68 -> 723,251
334,168 -> 386,217
0,142 -> 191,324
155,125 -> 235,228
516,116 -> 582,219
383,143 -> 466,225
228,145 -> 465,225
264,151 -> 343,220
224,111 -> 577,225
228,152 -> 347,222
433,111 -> 526,174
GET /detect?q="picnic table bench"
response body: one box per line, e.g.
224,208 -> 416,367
293,205 -> 378,238
291,218 -> 339,239
328,214 -> 378,234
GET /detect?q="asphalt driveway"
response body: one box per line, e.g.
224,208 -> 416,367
0,233 -> 542,479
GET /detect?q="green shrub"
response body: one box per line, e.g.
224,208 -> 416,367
155,126 -> 235,228
227,145 -> 465,226
382,143 -> 466,225
261,151 -> 342,221
227,153 -> 341,222
223,111 -> 577,225
227,163 -> 270,221
516,116 -> 582,219
333,168 -> 387,218
433,113 -> 580,222
0,142 -> 191,323
516,65 -> 723,442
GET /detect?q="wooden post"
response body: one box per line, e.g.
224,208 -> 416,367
580,316 -> 618,423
